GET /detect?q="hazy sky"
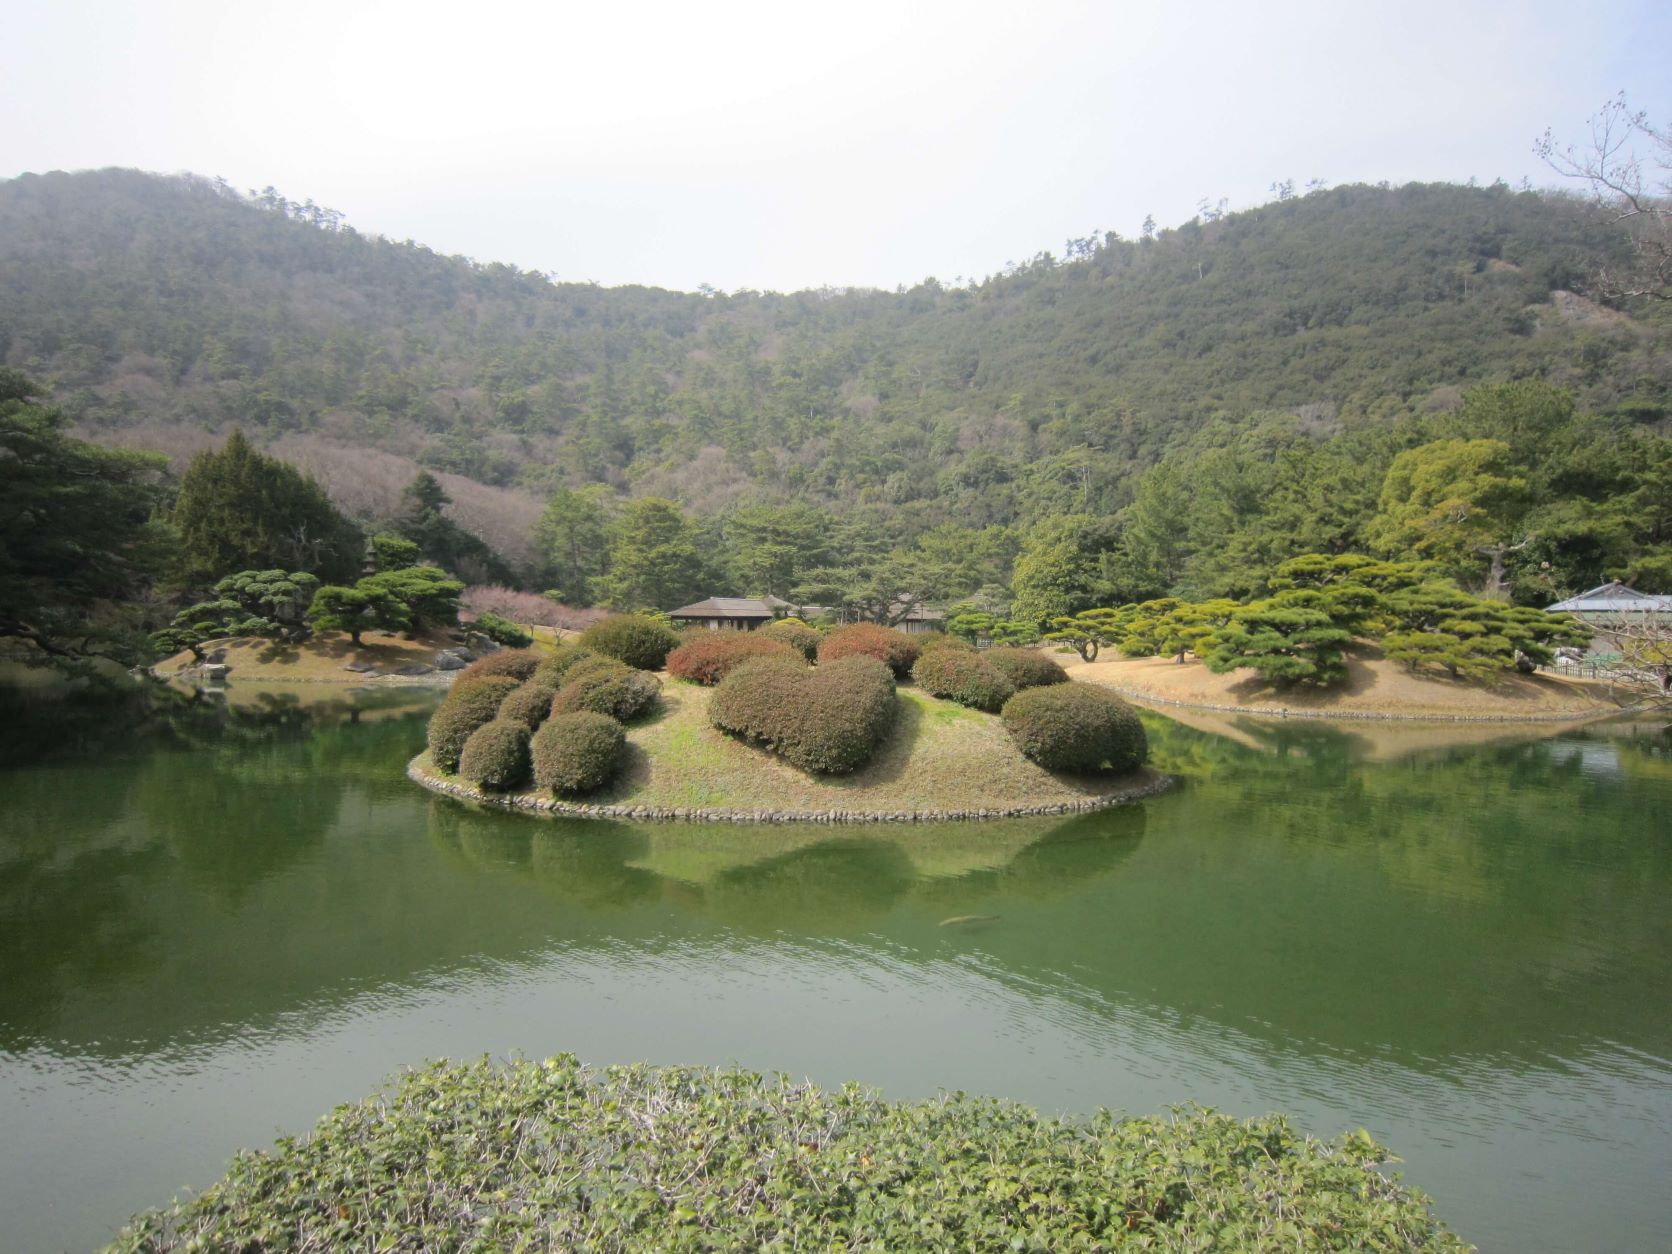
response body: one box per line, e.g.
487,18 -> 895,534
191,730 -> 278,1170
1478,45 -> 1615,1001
4,0 -> 1667,293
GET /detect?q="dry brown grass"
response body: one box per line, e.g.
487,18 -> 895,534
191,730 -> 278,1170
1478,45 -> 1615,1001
152,630 -> 460,683
1065,644 -> 1613,721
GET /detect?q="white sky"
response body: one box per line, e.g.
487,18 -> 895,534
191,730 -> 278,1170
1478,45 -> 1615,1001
3,0 -> 1667,293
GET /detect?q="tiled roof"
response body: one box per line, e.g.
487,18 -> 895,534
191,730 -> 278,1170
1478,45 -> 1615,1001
1547,582 -> 1672,613
668,597 -> 777,617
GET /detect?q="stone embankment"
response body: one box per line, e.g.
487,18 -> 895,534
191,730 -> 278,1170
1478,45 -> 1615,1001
408,755 -> 1172,825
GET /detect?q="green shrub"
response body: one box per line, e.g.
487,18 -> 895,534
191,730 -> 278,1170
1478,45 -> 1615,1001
910,648 -> 1015,712
1001,683 -> 1148,773
456,649 -> 542,682
579,614 -> 681,670
426,676 -> 521,772
817,622 -> 920,677
710,655 -> 896,774
666,631 -> 800,684
498,680 -> 561,730
759,616 -> 821,661
457,718 -> 532,792
530,712 -> 625,794
531,643 -> 596,686
472,611 -> 533,648
916,632 -> 975,655
552,661 -> 660,722
108,1056 -> 1468,1253
984,646 -> 1068,690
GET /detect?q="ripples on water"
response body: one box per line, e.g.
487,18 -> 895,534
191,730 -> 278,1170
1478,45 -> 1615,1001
1,682 -> 1670,1252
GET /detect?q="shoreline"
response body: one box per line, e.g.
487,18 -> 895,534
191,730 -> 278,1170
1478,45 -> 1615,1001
1092,682 -> 1620,724
407,753 -> 1173,824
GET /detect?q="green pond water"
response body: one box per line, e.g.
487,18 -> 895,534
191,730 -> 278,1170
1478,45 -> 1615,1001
1,682 -> 1670,1252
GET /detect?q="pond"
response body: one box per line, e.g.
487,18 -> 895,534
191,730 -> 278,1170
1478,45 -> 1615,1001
2,682 -> 1669,1252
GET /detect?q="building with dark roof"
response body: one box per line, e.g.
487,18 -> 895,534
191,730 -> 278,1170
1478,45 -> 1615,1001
667,597 -> 783,631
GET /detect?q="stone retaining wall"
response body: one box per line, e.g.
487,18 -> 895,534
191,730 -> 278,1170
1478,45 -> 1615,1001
1091,683 -> 1616,724
408,756 -> 1172,824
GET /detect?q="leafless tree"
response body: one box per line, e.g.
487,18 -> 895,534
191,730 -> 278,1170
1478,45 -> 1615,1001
1586,612 -> 1672,713
1537,93 -> 1671,303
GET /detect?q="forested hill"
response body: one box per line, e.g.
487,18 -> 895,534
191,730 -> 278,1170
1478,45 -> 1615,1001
1,167 -> 1667,536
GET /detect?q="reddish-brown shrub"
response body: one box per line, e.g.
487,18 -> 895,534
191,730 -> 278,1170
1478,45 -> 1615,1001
911,649 -> 1015,712
456,649 -> 542,682
984,647 -> 1068,691
917,633 -> 975,656
667,631 -> 801,685
709,655 -> 897,774
426,675 -> 521,772
1000,684 -> 1148,773
817,623 -> 920,677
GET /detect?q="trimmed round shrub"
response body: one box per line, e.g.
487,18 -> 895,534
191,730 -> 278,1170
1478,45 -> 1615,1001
499,680 -> 561,730
710,655 -> 897,774
917,632 -> 975,655
911,649 -> 1015,712
759,617 -> 821,661
457,718 -> 532,792
579,615 -> 681,671
1001,683 -> 1148,774
456,649 -> 542,682
472,611 -> 533,648
667,631 -> 800,684
530,711 -> 625,795
817,622 -> 920,678
427,675 -> 521,772
532,643 -> 596,686
552,662 -> 660,722
985,646 -> 1068,691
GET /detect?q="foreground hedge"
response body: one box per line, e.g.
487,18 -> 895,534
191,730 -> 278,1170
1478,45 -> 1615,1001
710,655 -> 896,774
1002,683 -> 1148,774
107,1056 -> 1467,1253
985,646 -> 1068,691
530,711 -> 625,794
911,647 -> 1015,712
580,614 -> 681,670
426,675 -> 521,772
817,622 -> 920,677
457,718 -> 532,792
666,630 -> 799,684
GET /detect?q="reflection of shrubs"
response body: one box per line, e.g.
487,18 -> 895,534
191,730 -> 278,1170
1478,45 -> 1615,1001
759,617 -> 821,661
579,615 -> 681,670
667,632 -> 800,684
532,644 -> 595,686
457,650 -> 542,682
499,680 -> 561,730
427,676 -> 521,772
985,647 -> 1068,691
710,655 -> 896,774
911,649 -> 1014,712
458,718 -> 532,791
1001,684 -> 1148,773
552,661 -> 660,722
530,711 -> 625,794
817,623 -> 920,677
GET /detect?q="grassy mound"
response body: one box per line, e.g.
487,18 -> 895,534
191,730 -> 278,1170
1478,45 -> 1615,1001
107,1056 -> 1466,1252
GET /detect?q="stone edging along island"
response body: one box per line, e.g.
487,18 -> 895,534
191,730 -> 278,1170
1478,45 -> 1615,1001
407,755 -> 1173,825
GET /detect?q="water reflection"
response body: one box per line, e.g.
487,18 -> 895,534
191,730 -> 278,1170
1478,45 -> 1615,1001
1,685 -> 1670,1252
